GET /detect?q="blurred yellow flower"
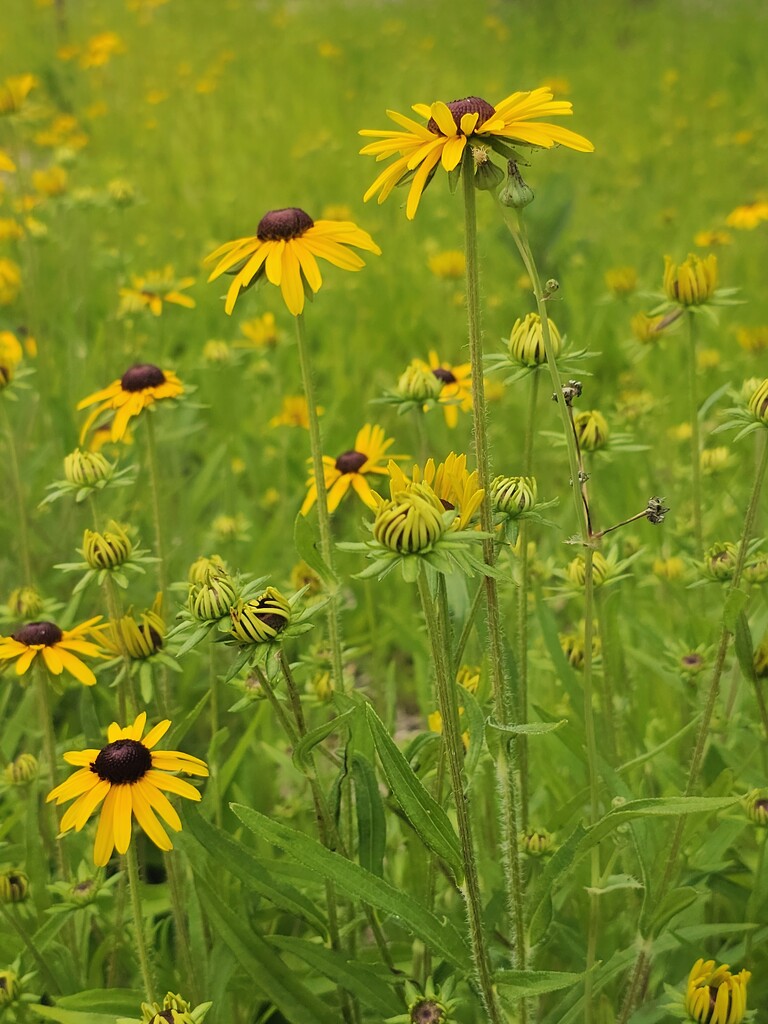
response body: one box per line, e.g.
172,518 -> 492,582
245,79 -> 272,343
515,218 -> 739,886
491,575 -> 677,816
0,331 -> 24,369
428,708 -> 469,749
269,395 -> 323,429
0,219 -> 23,241
652,556 -> 684,580
700,447 -> 733,474
32,166 -> 68,197
725,201 -> 768,229
236,312 -> 280,349
693,229 -> 731,247
736,325 -> 768,353
696,348 -> 720,370
428,249 -> 465,279
0,74 -> 37,116
663,253 -> 717,306
0,259 -> 21,306
604,266 -> 637,296
79,32 -> 126,69
78,364 -> 184,443
0,149 -> 17,173
415,350 -> 472,428
118,266 -> 196,316
34,114 -> 88,150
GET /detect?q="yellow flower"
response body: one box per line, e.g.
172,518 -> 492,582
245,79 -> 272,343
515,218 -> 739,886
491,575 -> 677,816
32,166 -> 68,197
653,555 -> 685,580
684,958 -> 749,1023
696,348 -> 721,371
508,312 -> 562,365
604,266 -> 637,296
0,331 -> 23,369
360,87 -> 593,219
118,266 -> 196,317
663,253 -> 718,307
34,113 -> 88,150
0,617 -> 106,686
103,595 -> 165,660
79,32 -> 125,69
0,219 -> 23,241
301,423 -> 404,515
428,709 -> 469,750
77,364 -> 184,443
457,665 -> 480,694
386,453 -> 484,529
736,325 -> 768,353
206,208 -> 381,316
725,201 -> 768,230
573,409 -> 609,451
236,312 -> 280,350
0,75 -> 37,116
269,395 -> 323,429
0,259 -> 21,306
46,711 -> 208,866
694,229 -> 732,247
414,350 -> 472,427
428,249 -> 465,279
0,150 -> 16,173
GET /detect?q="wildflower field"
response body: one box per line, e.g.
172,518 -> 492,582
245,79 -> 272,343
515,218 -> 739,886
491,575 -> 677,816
2,0 -> 768,1022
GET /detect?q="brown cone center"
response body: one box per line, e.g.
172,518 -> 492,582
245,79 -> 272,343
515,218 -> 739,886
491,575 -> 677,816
257,208 -> 314,241
12,621 -> 63,646
432,367 -> 457,384
427,96 -> 495,136
91,738 -> 152,784
121,364 -> 166,392
335,450 -> 367,473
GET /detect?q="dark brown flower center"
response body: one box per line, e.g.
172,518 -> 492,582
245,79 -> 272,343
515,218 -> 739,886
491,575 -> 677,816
121,363 -> 166,392
756,798 -> 768,812
91,738 -> 151,784
432,367 -> 457,384
158,1011 -> 176,1024
335,450 -> 367,473
257,613 -> 288,632
12,621 -> 62,646
427,96 -> 495,136
147,627 -> 164,651
682,654 -> 703,667
440,498 -> 455,511
410,1000 -> 444,1024
257,208 -> 314,241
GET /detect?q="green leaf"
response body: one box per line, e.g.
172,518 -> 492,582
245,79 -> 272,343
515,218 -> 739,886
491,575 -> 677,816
363,701 -> 463,881
496,969 -> 584,998
231,803 -> 471,970
28,1009 -> 117,1024
294,512 -> 335,585
181,808 -> 327,935
56,991 -> 143,1015
488,719 -> 567,736
647,886 -> 699,937
723,587 -> 748,631
527,825 -> 587,946
293,707 -> 359,774
270,936 -> 400,1016
460,688 -> 486,781
734,611 -> 758,683
350,753 -> 386,877
195,875 -> 339,1024
584,873 -> 643,896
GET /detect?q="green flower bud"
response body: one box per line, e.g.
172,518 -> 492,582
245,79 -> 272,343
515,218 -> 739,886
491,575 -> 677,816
188,554 -> 229,585
107,178 -> 136,207
0,869 -> 29,903
680,652 -> 706,678
703,541 -> 738,581
745,789 -> 768,827
573,410 -> 610,451
0,970 -> 20,1007
63,448 -> 113,486
471,146 -> 504,192
397,363 -> 443,402
491,475 -> 538,517
663,252 -> 718,306
82,522 -> 133,570
408,998 -> 446,1024
6,585 -> 43,619
508,312 -> 562,366
747,378 -> 768,426
373,483 -> 446,554
4,752 -> 39,785
744,553 -> 768,585
754,637 -> 768,679
566,551 -> 611,588
229,588 -> 291,645
189,574 -> 239,622
520,829 -> 553,857
105,598 -> 165,660
70,877 -> 99,906
498,159 -> 534,209
141,993 -> 196,1024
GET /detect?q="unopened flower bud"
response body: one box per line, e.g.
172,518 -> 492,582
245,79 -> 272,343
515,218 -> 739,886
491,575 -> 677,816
188,573 -> 239,622
82,522 -> 133,570
6,585 -> 43,619
566,551 -> 610,588
187,554 -> 229,585
508,312 -> 562,366
745,790 -> 768,827
747,378 -> 768,426
64,448 -> 113,486
0,869 -> 29,903
663,253 -> 718,306
397,363 -> 444,402
70,877 -> 99,906
373,483 -> 446,553
631,311 -> 666,344
498,159 -> 534,209
520,829 -> 553,857
680,652 -> 706,678
573,410 -> 609,451
491,475 -> 538,517
754,637 -> 768,679
408,998 -> 446,1024
0,970 -> 20,1007
311,670 -> 335,702
4,752 -> 38,785
471,146 -> 504,192
744,553 -> 768,585
229,588 -> 291,644
107,178 -> 136,207
703,541 -> 738,581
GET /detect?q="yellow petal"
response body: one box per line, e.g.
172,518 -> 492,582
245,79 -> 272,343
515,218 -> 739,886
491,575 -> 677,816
93,787 -> 118,866
113,785 -> 133,854
131,783 -> 173,851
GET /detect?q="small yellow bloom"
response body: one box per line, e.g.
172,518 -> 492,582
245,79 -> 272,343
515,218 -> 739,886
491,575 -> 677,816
0,74 -> 37,116
573,410 -> 609,452
118,266 -> 196,317
79,32 -> 126,69
684,958 -> 749,1024
696,347 -> 721,371
736,325 -> 768,353
508,312 -> 562,366
414,351 -> 472,427
604,266 -> 637,296
653,555 -> 685,580
428,250 -> 465,279
725,201 -> 768,230
0,259 -> 21,306
33,166 -> 69,198
669,421 -> 693,442
428,709 -> 469,750
0,218 -> 22,241
0,330 -> 23,369
663,253 -> 718,306
385,453 -> 484,530
0,149 -> 16,173
77,364 -> 184,443
269,395 -> 323,429
0,617 -> 106,687
46,711 -> 208,866
693,229 -> 732,247
302,424 -> 405,515
236,312 -> 280,350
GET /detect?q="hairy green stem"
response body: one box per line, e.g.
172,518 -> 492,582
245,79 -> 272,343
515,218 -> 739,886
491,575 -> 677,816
125,842 -> 156,1002
0,398 -> 33,586
294,313 -> 346,696
686,312 -> 704,557
418,569 -> 506,1024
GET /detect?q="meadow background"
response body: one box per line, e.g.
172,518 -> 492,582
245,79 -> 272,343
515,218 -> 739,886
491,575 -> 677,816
1,0 -> 768,1021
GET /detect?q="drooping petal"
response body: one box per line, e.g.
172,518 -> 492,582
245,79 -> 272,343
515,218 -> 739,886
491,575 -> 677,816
60,778 -> 109,832
140,780 -> 182,831
56,648 -> 97,686
93,787 -> 118,866
132,782 -> 173,850
112,784 -> 134,854
47,767 -> 98,805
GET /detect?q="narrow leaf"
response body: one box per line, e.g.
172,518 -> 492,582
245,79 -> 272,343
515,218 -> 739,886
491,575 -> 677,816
488,719 -> 567,736
293,707 -> 359,774
294,512 -> 335,585
496,969 -> 584,998
350,753 -> 386,877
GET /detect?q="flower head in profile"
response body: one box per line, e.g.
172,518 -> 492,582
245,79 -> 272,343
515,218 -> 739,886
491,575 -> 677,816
118,266 -> 196,317
385,454 -> 484,530
413,351 -> 472,427
683,958 -> 750,1023
360,87 -> 593,219
77,363 -> 184,443
301,423 -> 405,515
103,595 -> 166,661
0,617 -> 106,686
663,253 -> 717,307
206,208 -> 381,316
46,711 -> 208,866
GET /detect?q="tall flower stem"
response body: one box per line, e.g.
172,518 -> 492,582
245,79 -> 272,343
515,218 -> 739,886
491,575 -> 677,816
0,398 -> 33,586
418,568 -> 507,1024
144,414 -> 170,713
618,431 -> 768,1022
125,842 -> 156,1003
34,664 -> 68,879
686,312 -> 704,557
462,153 -> 526,978
294,313 -> 345,695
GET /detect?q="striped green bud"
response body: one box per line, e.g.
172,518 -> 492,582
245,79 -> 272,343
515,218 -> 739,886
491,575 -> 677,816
745,789 -> 768,827
748,378 -> 768,426
397,363 -> 443,402
0,971 -> 20,1006
0,870 -> 29,904
188,554 -> 229,585
491,475 -> 538,517
64,448 -> 113,486
4,752 -> 38,785
6,584 -> 43,619
566,551 -> 610,588
573,409 -> 610,452
188,574 -> 238,622
229,588 -> 291,644
373,483 -> 446,553
508,312 -> 561,366
82,522 -> 133,570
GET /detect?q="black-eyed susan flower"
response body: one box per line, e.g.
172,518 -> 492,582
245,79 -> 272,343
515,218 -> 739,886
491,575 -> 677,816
103,595 -> 166,661
508,311 -> 562,366
206,208 -> 381,316
301,423 -> 404,515
0,74 -> 37,117
229,587 -> 292,645
46,711 -> 208,866
725,201 -> 768,230
414,351 -> 472,427
0,617 -> 106,686
132,992 -> 212,1024
77,363 -> 184,443
683,958 -> 749,1023
386,453 -> 484,530
0,258 -> 21,306
118,266 -> 196,317
235,312 -> 281,350
360,87 -> 593,220
269,395 -> 322,429
573,409 -> 610,451
663,253 -> 718,307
